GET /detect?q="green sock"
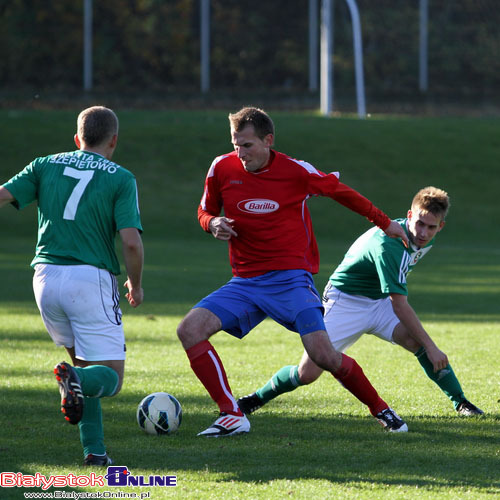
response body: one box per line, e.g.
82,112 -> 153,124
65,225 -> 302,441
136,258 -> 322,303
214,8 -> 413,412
415,347 -> 465,408
256,365 -> 302,404
73,365 -> 119,397
79,397 -> 105,457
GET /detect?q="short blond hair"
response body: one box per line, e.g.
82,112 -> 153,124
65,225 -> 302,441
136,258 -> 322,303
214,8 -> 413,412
77,106 -> 118,147
411,186 -> 450,220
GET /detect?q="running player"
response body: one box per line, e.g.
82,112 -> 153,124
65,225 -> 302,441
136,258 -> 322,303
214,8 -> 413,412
177,106 -> 411,437
238,187 -> 483,418
0,106 -> 144,465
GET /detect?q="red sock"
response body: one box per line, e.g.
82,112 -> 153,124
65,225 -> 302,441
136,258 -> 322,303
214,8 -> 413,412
186,340 -> 242,416
333,354 -> 388,417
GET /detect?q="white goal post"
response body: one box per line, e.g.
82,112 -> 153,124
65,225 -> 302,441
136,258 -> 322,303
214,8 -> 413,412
320,0 -> 366,118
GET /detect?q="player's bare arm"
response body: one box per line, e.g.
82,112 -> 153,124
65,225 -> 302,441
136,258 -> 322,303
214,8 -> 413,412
209,216 -> 238,240
390,293 -> 448,372
384,220 -> 409,247
0,186 -> 14,208
120,227 -> 144,308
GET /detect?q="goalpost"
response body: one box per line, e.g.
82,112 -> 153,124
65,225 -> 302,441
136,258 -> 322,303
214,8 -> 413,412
320,0 -> 366,118
79,1 -> 442,114
320,0 -> 430,117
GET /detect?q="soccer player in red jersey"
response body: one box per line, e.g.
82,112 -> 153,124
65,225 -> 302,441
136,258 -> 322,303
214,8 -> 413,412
177,107 -> 410,436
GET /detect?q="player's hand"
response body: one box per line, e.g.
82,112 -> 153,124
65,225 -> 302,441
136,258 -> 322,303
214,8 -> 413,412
384,220 -> 409,248
124,279 -> 144,308
426,345 -> 449,372
209,217 -> 238,240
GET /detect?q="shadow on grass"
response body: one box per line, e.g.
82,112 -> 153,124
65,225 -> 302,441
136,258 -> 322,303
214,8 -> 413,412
1,387 -> 498,492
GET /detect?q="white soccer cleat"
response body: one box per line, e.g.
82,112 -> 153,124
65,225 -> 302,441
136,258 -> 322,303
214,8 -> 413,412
197,412 -> 251,437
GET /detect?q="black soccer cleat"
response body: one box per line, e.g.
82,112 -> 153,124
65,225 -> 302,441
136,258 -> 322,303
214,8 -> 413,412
83,453 -> 114,466
456,399 -> 484,416
237,392 -> 264,415
54,361 -> 84,425
376,407 -> 408,432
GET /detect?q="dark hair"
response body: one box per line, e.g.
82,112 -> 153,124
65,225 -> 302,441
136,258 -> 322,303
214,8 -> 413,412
77,106 -> 119,147
228,107 -> 275,140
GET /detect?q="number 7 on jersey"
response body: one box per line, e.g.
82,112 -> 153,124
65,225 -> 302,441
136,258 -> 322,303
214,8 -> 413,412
62,167 -> 95,220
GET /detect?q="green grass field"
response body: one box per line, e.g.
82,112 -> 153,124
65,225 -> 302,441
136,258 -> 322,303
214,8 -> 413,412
0,109 -> 499,499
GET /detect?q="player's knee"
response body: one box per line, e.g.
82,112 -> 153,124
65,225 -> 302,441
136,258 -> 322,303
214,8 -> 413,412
176,320 -> 187,342
308,349 -> 342,373
177,317 -> 197,343
298,361 -> 323,385
394,330 -> 421,353
112,379 -> 123,396
406,338 -> 421,353
108,365 -> 124,396
177,313 -> 193,339
302,330 -> 343,373
176,310 -> 212,348
298,370 -> 320,385
392,324 -> 422,353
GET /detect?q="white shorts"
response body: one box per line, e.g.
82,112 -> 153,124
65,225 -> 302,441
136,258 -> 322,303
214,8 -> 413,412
33,263 -> 126,361
322,284 -> 400,353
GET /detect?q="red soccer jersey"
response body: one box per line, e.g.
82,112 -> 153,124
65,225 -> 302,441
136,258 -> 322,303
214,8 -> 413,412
198,150 -> 390,278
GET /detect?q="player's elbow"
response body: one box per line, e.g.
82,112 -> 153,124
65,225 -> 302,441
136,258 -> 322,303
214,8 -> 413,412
123,238 -> 142,254
120,228 -> 143,253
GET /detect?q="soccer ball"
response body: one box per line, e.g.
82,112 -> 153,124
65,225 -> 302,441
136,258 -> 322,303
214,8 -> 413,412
137,392 -> 182,435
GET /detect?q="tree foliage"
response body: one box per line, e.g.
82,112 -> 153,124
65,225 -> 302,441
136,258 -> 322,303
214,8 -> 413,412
1,0 -> 499,100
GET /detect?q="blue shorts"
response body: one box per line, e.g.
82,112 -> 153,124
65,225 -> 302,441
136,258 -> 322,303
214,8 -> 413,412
194,270 -> 325,338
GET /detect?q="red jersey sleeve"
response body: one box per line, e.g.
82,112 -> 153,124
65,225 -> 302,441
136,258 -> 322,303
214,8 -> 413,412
330,181 -> 391,230
197,157 -> 224,232
198,205 -> 215,233
305,168 -> 390,230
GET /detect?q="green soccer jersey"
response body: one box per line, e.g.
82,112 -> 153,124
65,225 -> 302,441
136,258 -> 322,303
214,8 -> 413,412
3,150 -> 142,275
329,218 -> 434,299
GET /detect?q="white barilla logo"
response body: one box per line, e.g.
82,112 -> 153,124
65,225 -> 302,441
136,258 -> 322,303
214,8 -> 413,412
237,199 -> 279,214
